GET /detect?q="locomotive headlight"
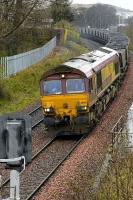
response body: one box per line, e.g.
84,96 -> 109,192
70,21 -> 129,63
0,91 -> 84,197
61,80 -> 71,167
77,106 -> 88,113
44,107 -> 54,113
47,108 -> 50,112
83,106 -> 87,110
61,74 -> 65,78
81,106 -> 87,110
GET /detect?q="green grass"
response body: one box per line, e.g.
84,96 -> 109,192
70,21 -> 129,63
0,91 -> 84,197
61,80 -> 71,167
0,43 -> 88,115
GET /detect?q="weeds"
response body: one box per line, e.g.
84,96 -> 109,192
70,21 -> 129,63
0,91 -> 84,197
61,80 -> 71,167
97,151 -> 133,200
0,78 -> 11,101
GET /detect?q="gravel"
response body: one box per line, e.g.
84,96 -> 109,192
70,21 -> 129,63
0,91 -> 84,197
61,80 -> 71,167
33,53 -> 133,200
20,138 -> 79,200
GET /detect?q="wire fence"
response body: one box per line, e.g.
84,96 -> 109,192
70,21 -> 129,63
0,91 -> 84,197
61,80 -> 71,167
93,114 -> 133,196
0,37 -> 56,78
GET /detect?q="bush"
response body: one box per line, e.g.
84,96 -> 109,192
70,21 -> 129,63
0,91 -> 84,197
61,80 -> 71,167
0,79 -> 11,100
0,28 -> 53,56
97,151 -> 133,200
54,20 -> 80,44
54,20 -> 74,30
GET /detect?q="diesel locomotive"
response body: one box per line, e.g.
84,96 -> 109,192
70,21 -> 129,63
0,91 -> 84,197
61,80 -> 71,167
40,31 -> 129,135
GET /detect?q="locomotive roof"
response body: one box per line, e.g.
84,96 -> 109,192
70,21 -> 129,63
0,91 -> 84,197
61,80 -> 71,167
62,47 -> 118,77
41,47 -> 118,80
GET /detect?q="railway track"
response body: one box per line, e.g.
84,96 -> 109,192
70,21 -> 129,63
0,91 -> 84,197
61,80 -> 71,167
1,133 -> 85,200
23,135 -> 84,200
1,105 -> 85,200
28,105 -> 44,128
1,135 -> 56,198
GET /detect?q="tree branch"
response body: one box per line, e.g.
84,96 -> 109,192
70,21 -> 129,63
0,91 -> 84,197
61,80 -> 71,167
0,0 -> 40,39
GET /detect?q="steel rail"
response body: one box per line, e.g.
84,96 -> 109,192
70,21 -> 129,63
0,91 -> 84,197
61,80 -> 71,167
31,136 -> 57,160
28,105 -> 41,116
31,118 -> 44,129
27,105 -> 44,129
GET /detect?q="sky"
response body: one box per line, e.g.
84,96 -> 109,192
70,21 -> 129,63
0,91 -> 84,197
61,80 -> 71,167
72,0 -> 133,11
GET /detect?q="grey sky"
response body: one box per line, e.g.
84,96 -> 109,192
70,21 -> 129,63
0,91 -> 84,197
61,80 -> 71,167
72,0 -> 133,11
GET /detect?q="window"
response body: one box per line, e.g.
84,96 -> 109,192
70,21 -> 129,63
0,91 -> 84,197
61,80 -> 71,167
89,78 -> 93,92
114,62 -> 119,75
44,80 -> 62,95
97,71 -> 102,89
119,54 -> 123,68
66,79 -> 85,93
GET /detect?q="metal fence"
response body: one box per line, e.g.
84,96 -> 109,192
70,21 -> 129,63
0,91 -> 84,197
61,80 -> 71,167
0,37 -> 56,78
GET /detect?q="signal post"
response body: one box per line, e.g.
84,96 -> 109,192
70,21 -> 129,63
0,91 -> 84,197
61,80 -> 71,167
0,113 -> 32,200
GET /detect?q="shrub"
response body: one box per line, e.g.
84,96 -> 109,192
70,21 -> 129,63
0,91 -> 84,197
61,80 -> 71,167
0,78 -> 11,100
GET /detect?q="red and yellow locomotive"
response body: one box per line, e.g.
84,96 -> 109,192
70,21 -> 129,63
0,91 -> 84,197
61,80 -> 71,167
40,47 -> 124,135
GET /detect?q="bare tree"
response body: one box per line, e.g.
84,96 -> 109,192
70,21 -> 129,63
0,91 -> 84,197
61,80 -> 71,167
73,4 -> 118,28
85,4 -> 118,28
0,0 -> 47,39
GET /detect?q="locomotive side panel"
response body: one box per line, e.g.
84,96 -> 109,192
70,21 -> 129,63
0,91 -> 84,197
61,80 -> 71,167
95,56 -> 120,97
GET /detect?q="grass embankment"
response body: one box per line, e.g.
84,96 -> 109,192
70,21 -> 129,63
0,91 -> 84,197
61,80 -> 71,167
0,42 -> 88,114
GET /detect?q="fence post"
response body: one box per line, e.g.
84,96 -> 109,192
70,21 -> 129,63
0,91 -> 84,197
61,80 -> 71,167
2,57 -> 5,78
6,56 -> 9,77
0,57 -> 2,78
1,57 -> 3,78
5,57 -> 7,78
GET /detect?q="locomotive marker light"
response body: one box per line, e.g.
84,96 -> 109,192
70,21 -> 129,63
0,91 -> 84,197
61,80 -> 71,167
61,74 -> 65,78
0,113 -> 32,200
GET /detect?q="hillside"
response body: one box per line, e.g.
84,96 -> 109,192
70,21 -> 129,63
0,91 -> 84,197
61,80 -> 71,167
71,3 -> 133,18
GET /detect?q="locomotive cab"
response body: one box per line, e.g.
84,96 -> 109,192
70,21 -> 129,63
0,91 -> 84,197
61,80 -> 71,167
40,66 -> 89,127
